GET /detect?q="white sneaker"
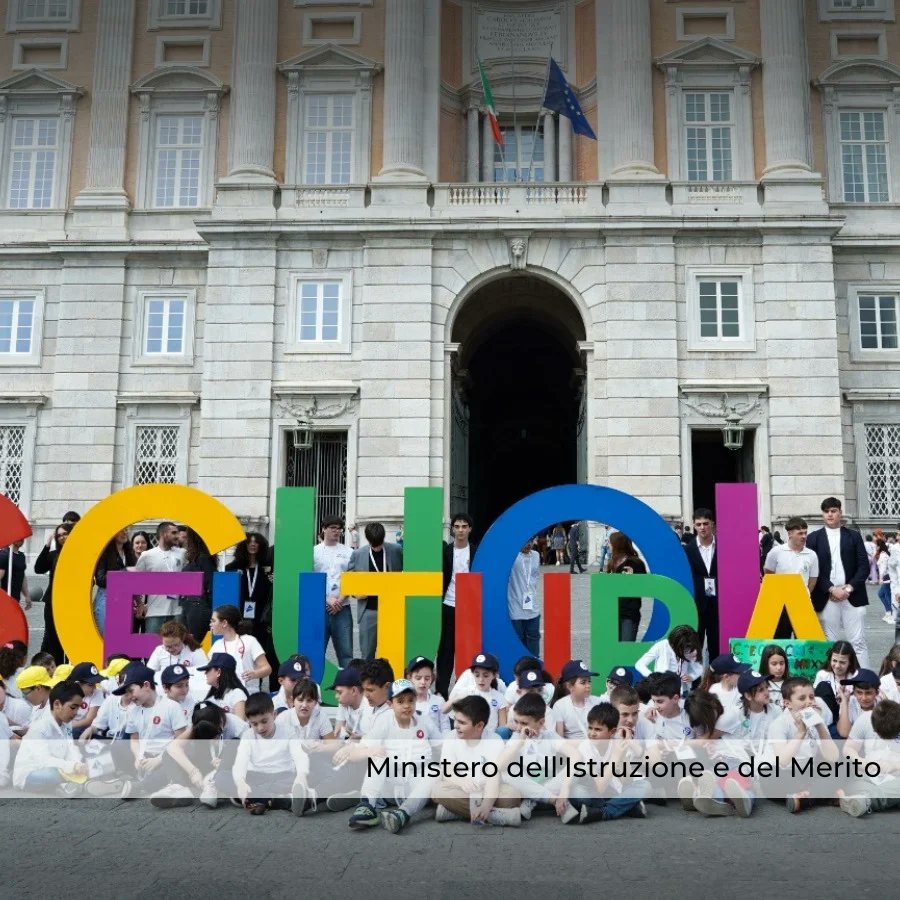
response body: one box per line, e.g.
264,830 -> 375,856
486,807 -> 521,827
199,777 -> 218,809
883,613 -> 896,624
434,804 -> 461,823
519,799 -> 536,820
723,779 -> 753,818
677,776 -> 697,812
839,794 -> 871,818
150,784 -> 194,809
560,802 -> 581,824
290,780 -> 309,817
85,779 -> 124,798
56,782 -> 81,797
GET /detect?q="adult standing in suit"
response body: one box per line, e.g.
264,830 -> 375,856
347,522 -> 403,661
806,497 -> 871,667
435,512 -> 476,698
684,508 -> 719,659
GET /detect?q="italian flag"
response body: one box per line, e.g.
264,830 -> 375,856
478,60 -> 503,146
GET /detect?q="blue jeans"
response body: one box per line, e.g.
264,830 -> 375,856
325,604 -> 353,667
572,779 -> 649,819
511,616 -> 541,657
878,583 -> 893,613
92,588 -> 107,637
23,767 -> 65,792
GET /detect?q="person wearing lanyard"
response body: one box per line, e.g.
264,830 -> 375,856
313,516 -> 354,667
507,538 -> 541,656
684,507 -> 719,661
347,523 -> 404,661
225,532 -> 278,689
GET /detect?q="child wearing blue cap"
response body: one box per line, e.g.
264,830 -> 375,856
273,659 -> 308,713
444,653 -> 508,736
505,670 -> 559,739
836,669 -> 881,738
198,652 -> 250,719
702,654 -> 751,712
552,659 -> 602,739
161,665 -> 196,725
346,678 -> 441,833
69,662 -> 106,738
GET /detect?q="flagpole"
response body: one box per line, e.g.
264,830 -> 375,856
526,46 -> 553,184
510,34 -> 518,181
478,55 -> 508,182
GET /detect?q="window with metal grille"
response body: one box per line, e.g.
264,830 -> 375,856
18,0 -> 70,22
134,425 -> 179,485
8,117 -> 58,209
866,424 -> 900,517
858,293 -> 899,349
0,426 -> 25,507
153,115 -> 203,208
144,296 -> 186,355
0,297 -> 35,354
685,92 -> 733,182
840,110 -> 889,202
303,94 -> 354,185
285,430 -> 348,530
493,124 -> 545,183
698,279 -> 741,339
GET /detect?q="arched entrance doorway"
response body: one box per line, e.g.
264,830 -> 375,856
449,273 -> 588,538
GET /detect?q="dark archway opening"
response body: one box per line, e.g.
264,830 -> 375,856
451,275 -> 586,540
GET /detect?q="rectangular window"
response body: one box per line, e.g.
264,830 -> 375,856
286,429 -> 348,528
832,0 -> 878,8
866,423 -> 900,517
840,110 -> 889,201
297,281 -> 341,342
303,94 -> 353,185
153,114 -> 203,208
493,125 -> 545,183
7,117 -> 58,209
18,0 -> 70,22
858,293 -> 899,349
165,0 -> 208,14
698,279 -> 741,339
685,92 -> 733,182
144,296 -> 186,355
0,297 -> 35,354
0,425 -> 26,507
134,425 -> 180,485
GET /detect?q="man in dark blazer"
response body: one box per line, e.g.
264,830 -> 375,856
435,513 -> 476,698
806,497 -> 871,667
684,508 -> 719,658
347,522 -> 403,661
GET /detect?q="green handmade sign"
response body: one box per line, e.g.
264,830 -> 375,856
729,638 -> 832,679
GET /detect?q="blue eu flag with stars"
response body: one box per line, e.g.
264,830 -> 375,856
543,57 -> 596,140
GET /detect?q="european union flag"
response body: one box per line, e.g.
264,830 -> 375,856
543,57 -> 596,140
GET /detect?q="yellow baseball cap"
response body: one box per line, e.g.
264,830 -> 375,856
53,663 -> 74,683
15,666 -> 54,690
101,658 -> 130,678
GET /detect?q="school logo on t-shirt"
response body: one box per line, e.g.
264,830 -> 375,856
416,729 -> 425,739
224,706 -> 231,713
682,726 -> 692,736
80,701 -> 88,710
491,699 -> 498,707
430,704 -> 439,714
152,716 -> 161,725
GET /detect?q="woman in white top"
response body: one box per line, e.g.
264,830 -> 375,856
635,624 -> 704,688
209,604 -> 271,692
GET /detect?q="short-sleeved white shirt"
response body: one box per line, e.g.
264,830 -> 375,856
275,705 -> 333,747
125,696 -> 185,755
206,688 -> 248,716
72,690 -> 103,725
216,634 -> 267,691
363,711 -> 440,765
447,684 -> 507,735
763,544 -> 819,588
440,734 -> 505,787
552,695 -> 603,740
334,701 -> 365,738
94,695 -> 130,738
147,645 -> 208,673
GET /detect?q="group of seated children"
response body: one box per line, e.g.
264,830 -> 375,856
2,625 -> 900,829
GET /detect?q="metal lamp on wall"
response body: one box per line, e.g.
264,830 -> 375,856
721,414 -> 745,451
290,418 -> 314,451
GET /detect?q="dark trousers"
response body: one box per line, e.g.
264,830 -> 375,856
569,548 -> 584,573
41,594 -> 65,664
436,602 -> 456,698
696,597 -> 720,658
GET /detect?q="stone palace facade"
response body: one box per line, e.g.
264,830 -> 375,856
1,0 -> 900,546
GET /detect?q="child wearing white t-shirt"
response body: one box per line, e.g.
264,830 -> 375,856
444,652 -> 508,736
704,654 -> 751,712
0,678 -> 32,733
406,656 -> 451,734
235,692 -> 310,816
507,670 -> 559,737
198,652 -> 250,719
331,667 -> 365,739
161,665 -> 197,726
146,621 -> 208,674
274,678 -> 334,749
70,662 -> 106,738
552,659 -> 602,739
838,699 -> 900,817
433,695 -> 521,826
346,679 -> 441,834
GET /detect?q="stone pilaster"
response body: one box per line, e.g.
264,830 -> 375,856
467,102 -> 480,182
760,0 -> 813,177
558,115 -> 572,182
378,0 -> 426,180
226,0 -> 278,182
73,0 -> 135,214
597,0 -> 658,179
481,113 -> 494,182
543,112 -> 556,182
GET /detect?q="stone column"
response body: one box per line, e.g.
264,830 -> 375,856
597,0 -> 658,178
482,114 -> 495,182
226,0 -> 278,182
759,0 -> 812,176
74,0 -> 135,209
543,112 -> 556,182
467,102 -> 480,182
378,0 -> 426,179
558,115 -> 572,181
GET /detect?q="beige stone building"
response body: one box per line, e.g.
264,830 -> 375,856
1,0 -> 899,548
